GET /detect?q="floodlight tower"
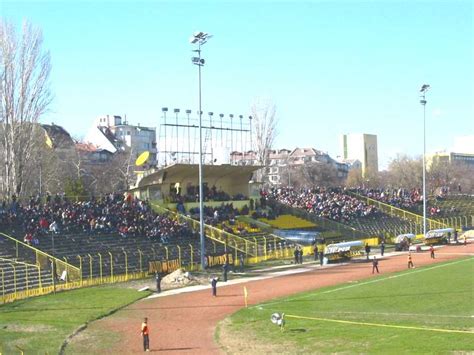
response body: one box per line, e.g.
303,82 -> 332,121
174,108 -> 180,160
190,31 -> 212,270
420,84 -> 430,237
161,107 -> 168,166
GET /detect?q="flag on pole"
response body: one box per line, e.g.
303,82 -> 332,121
45,132 -> 53,149
244,286 -> 248,308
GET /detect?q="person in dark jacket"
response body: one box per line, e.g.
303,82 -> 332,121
155,272 -> 162,293
313,244 -> 319,261
222,261 -> 230,282
211,277 -> 218,297
372,256 -> 379,274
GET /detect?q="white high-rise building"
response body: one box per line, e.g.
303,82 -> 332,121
341,133 -> 378,177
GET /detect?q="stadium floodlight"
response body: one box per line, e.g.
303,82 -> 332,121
419,84 -> 430,237
190,31 -> 212,270
420,84 -> 430,93
161,107 -> 168,112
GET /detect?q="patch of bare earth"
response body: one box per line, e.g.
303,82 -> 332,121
216,318 -> 299,354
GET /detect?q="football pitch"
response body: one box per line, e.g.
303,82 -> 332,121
218,257 -> 474,354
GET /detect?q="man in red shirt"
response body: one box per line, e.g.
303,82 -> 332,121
141,317 -> 150,352
429,245 -> 435,259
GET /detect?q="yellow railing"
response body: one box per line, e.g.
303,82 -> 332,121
151,202 -> 258,256
1,270 -> 149,304
0,242 -> 203,304
437,215 -> 473,229
0,232 -> 81,283
347,192 -> 448,230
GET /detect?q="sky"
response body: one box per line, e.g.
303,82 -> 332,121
2,0 -> 473,169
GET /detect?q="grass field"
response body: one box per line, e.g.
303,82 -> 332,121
0,286 -> 151,354
217,257 -> 474,354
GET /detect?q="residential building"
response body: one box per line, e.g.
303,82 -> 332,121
341,133 -> 378,177
84,115 -> 157,166
427,151 -> 474,169
75,143 -> 113,164
230,147 -> 350,185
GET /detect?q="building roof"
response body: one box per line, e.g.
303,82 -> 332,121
41,123 -> 75,149
137,163 -> 262,189
75,142 -> 112,154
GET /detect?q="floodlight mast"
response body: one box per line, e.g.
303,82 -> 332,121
190,31 -> 212,270
419,84 -> 430,238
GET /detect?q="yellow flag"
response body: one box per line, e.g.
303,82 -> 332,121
45,132 -> 53,149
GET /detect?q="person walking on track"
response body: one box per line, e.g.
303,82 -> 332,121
408,253 -> 415,269
372,256 -> 379,274
429,245 -> 435,259
141,317 -> 150,352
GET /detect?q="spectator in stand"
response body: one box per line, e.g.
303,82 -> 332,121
49,220 -> 58,234
267,187 -> 378,223
24,232 -> 33,246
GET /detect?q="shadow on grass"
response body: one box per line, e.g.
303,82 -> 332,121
289,328 -> 307,333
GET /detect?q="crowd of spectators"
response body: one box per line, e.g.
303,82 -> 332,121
0,193 -> 195,245
353,188 -> 423,210
354,187 -> 456,216
188,203 -> 249,226
266,187 -> 378,223
170,184 -> 247,203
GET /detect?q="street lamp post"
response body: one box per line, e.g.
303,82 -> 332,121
190,31 -> 212,270
420,84 -> 430,237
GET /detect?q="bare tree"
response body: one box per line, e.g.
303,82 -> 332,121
250,98 -> 277,183
385,154 -> 423,190
291,161 -> 339,188
345,167 -> 364,188
251,98 -> 277,165
0,20 -> 52,199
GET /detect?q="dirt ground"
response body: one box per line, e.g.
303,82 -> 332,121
66,243 -> 473,354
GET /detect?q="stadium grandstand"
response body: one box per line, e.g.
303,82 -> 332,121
2,160 -> 473,303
